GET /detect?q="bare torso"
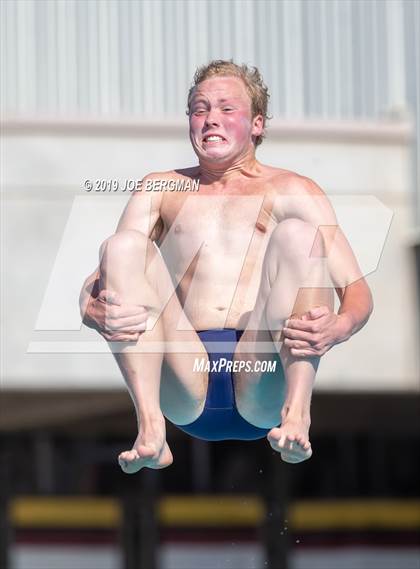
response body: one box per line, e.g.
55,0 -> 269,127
154,164 -> 292,330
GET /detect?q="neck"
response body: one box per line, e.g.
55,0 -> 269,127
198,153 -> 260,185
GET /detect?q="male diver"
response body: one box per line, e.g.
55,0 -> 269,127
79,61 -> 373,472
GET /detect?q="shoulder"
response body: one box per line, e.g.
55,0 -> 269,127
266,169 -> 333,222
143,167 -> 200,181
265,167 -> 324,197
131,168 -> 190,203
142,170 -> 177,182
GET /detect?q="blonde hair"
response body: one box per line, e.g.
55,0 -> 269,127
187,60 -> 270,146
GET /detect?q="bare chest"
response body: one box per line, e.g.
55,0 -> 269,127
160,193 -> 276,255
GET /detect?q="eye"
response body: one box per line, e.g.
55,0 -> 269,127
193,108 -> 206,116
222,107 -> 234,112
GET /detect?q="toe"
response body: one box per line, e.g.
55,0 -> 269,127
137,444 -> 158,460
267,427 -> 282,442
281,446 -> 312,464
119,455 -> 143,474
118,449 -> 137,461
118,449 -> 143,474
298,436 -> 310,449
268,436 -> 282,452
281,453 -> 302,464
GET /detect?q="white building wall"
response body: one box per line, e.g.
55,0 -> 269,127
2,119 -> 417,391
1,0 -> 419,391
0,0 -> 416,121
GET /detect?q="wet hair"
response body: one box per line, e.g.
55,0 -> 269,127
187,60 -> 270,146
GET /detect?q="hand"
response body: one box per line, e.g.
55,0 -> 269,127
84,289 -> 149,342
282,306 -> 348,357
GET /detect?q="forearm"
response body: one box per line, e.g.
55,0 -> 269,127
336,279 -> 373,341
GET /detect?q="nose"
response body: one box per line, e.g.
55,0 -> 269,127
204,109 -> 220,128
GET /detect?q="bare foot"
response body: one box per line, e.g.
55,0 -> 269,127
267,416 -> 312,464
118,415 -> 173,474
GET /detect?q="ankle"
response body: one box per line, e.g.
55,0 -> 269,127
136,409 -> 164,429
281,404 -> 311,426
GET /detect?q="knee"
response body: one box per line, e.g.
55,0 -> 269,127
268,218 -> 319,262
100,230 -> 149,259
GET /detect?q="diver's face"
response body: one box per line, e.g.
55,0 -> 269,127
189,76 -> 263,165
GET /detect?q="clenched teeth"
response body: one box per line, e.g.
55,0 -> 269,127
204,135 -> 224,142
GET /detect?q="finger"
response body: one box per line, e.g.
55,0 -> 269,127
284,339 -> 311,349
290,347 -> 316,356
290,348 -> 317,357
109,325 -> 147,333
309,305 -> 329,319
102,305 -> 148,323
283,328 -> 316,342
103,333 -> 140,342
104,329 -> 145,340
106,316 -> 148,330
279,434 -> 287,448
284,319 -> 321,332
98,290 -> 122,306
111,305 -> 149,319
104,317 -> 147,331
114,335 -> 140,342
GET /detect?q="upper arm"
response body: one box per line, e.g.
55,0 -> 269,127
277,175 -> 365,290
116,174 -> 163,239
277,174 -> 338,227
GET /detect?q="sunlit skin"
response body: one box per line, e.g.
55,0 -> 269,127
122,78 -> 314,467
80,75 -> 372,472
188,77 -> 264,175
120,78 -> 313,467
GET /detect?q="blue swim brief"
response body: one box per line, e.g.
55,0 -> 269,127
175,329 -> 274,442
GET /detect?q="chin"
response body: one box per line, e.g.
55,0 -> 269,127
202,147 -> 235,162
205,152 -> 231,162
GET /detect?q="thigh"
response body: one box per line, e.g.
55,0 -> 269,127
145,244 -> 210,426
159,332 -> 209,426
231,233 -> 287,428
157,287 -> 210,426
160,354 -> 207,426
233,329 -> 285,429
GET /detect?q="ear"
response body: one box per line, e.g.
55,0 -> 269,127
251,114 -> 264,137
